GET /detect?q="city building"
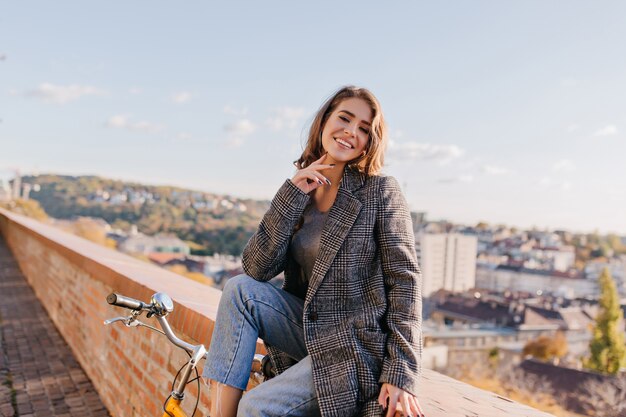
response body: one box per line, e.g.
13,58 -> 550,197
476,264 -> 595,298
418,233 -> 478,296
0,179 -> 11,201
584,256 -> 626,294
118,233 -> 190,256
11,172 -> 21,200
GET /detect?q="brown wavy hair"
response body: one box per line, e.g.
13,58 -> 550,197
294,86 -> 388,176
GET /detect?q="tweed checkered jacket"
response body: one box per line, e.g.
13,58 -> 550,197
242,166 -> 422,417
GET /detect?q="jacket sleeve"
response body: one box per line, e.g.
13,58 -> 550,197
242,179 -> 310,281
376,176 -> 423,396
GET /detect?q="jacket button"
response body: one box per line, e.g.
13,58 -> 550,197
308,312 -> 318,321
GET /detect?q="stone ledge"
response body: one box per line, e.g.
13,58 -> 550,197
0,208 -> 555,417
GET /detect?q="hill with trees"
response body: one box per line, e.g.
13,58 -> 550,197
21,174 -> 271,256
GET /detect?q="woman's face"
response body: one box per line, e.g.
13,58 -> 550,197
321,97 -> 373,164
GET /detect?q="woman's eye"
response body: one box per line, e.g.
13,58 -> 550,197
339,116 -> 349,122
360,127 -> 370,134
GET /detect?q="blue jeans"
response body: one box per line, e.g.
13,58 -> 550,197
203,274 -> 321,417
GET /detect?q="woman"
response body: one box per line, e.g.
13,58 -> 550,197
204,86 -> 424,417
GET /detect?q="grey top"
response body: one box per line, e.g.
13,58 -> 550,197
288,203 -> 329,299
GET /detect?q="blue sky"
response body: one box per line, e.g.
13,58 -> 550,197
2,1 -> 625,234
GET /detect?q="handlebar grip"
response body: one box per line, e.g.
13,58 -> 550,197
107,293 -> 146,310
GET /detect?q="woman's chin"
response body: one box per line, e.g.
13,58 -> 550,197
324,150 -> 357,164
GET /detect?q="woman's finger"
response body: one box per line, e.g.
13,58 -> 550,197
407,395 -> 424,417
413,397 -> 425,417
292,172 -> 328,193
308,163 -> 336,172
401,394 -> 412,417
294,171 -> 329,186
295,168 -> 331,185
378,386 -> 389,408
386,394 -> 398,417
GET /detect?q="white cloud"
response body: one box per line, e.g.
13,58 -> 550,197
223,105 -> 249,116
172,91 -> 192,104
223,119 -> 256,147
224,119 -> 256,136
552,159 -> 575,172
387,141 -> 464,164
593,125 -> 618,137
105,114 -> 164,134
25,83 -> 106,104
129,87 -> 142,95
438,175 -> 474,184
266,107 -> 306,132
481,165 -> 510,175
107,115 -> 128,129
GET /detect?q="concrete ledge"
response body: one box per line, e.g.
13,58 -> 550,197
0,208 -> 555,417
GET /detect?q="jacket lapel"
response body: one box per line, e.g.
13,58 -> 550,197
305,167 -> 364,304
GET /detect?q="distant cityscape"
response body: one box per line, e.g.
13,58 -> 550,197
2,170 -> 625,416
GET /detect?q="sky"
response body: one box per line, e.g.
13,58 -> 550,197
1,1 -> 625,234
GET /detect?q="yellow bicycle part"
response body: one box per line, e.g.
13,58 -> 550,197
162,396 -> 187,417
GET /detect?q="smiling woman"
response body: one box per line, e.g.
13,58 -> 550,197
202,86 -> 424,417
295,87 -> 387,178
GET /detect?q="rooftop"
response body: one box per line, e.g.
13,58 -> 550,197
0,208 -> 556,417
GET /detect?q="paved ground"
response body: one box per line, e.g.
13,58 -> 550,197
0,237 -> 110,417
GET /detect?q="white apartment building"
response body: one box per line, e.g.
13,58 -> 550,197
584,256 -> 626,294
418,233 -> 478,296
476,266 -> 599,298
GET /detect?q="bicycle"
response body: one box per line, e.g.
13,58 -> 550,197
104,292 -> 272,417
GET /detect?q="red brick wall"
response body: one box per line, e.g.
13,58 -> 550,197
0,210 -> 261,416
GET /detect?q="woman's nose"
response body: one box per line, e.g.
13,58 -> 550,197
344,125 -> 357,137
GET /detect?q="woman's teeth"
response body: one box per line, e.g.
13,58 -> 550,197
335,138 -> 352,149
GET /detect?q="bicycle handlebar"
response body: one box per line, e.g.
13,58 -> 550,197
105,291 -> 209,405
105,292 -> 204,356
106,293 -> 149,311
104,290 -> 269,409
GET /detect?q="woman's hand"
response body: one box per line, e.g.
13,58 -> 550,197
378,383 -> 425,417
291,154 -> 335,194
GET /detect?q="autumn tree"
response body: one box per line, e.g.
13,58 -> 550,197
584,267 -> 626,375
0,199 -> 48,221
522,332 -> 568,363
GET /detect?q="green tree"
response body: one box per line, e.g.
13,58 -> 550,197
584,267 -> 626,375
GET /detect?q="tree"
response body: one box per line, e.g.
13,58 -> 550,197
522,332 -> 568,363
584,267 -> 626,375
0,199 -> 48,221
